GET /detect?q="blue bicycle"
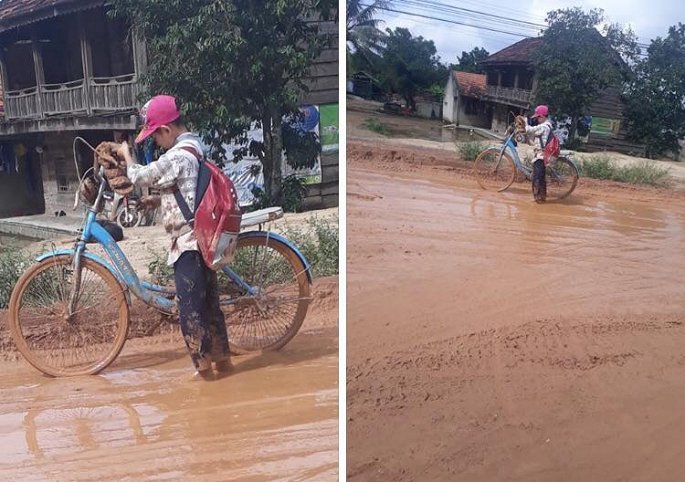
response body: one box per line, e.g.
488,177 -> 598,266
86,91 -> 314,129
8,165 -> 313,377
473,122 -> 579,200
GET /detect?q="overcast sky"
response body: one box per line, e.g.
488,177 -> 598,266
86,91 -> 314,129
377,0 -> 682,64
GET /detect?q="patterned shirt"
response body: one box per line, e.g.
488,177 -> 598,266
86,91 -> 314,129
128,133 -> 204,266
524,120 -> 554,160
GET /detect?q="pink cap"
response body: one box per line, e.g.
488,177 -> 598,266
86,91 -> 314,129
135,95 -> 181,144
532,105 -> 549,118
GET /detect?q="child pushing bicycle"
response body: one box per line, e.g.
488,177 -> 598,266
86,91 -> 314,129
515,104 -> 560,203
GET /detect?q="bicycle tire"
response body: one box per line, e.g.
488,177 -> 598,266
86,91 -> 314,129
546,157 -> 579,200
473,148 -> 516,192
9,255 -> 130,377
219,235 -> 311,355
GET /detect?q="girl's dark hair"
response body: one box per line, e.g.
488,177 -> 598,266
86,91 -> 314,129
170,115 -> 185,127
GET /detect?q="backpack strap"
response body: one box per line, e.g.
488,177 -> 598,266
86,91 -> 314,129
171,145 -> 202,225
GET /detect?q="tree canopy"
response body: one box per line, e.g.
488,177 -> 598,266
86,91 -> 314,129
377,27 -> 445,109
625,23 -> 685,158
533,7 -> 637,135
347,0 -> 389,61
452,47 -> 490,74
111,0 -> 336,202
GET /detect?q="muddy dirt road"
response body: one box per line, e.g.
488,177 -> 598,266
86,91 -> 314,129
347,140 -> 685,481
0,279 -> 338,482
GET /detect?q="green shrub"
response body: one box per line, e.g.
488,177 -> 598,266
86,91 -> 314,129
280,175 -> 308,213
147,249 -> 174,286
363,118 -> 390,135
279,216 -> 339,277
146,216 -> 339,285
0,249 -> 30,309
457,141 -> 485,162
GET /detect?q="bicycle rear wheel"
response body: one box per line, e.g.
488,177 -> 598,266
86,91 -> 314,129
473,148 -> 516,192
218,235 -> 311,354
546,158 -> 579,200
9,255 -> 130,377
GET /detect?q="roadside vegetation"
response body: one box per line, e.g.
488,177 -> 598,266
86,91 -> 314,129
581,155 -> 670,185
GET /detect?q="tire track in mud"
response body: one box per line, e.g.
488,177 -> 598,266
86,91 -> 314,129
349,315 -> 685,481
349,316 -> 683,412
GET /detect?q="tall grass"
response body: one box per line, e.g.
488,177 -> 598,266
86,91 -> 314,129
582,155 -> 670,185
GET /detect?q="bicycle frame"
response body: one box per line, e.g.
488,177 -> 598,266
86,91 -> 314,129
497,128 -> 532,177
493,125 -> 578,181
39,168 -> 312,317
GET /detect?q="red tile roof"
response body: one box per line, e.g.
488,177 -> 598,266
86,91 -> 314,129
453,71 -> 486,98
481,37 -> 543,65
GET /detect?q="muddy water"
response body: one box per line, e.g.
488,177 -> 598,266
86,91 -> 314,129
347,166 -> 685,481
348,170 -> 685,354
0,331 -> 338,481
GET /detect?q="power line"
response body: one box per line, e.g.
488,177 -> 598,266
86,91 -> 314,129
398,0 -> 652,49
367,2 -> 650,58
369,4 -> 535,38
397,0 -> 547,29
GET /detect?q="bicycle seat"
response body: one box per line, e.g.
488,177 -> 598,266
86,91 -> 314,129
240,207 -> 284,228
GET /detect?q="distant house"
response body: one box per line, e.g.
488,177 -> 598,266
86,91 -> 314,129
478,38 -> 540,133
443,71 -> 490,128
349,71 -> 382,100
479,36 -> 644,155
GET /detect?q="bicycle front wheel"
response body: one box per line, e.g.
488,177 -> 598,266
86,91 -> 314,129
473,148 -> 516,192
546,158 -> 579,200
219,235 -> 311,354
8,255 -> 130,377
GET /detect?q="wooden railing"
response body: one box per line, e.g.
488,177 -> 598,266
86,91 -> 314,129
42,80 -> 87,116
90,74 -> 138,111
5,87 -> 40,119
485,85 -> 533,105
3,74 -> 138,120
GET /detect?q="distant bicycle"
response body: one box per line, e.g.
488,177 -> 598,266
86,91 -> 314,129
8,163 -> 312,377
473,121 -> 579,200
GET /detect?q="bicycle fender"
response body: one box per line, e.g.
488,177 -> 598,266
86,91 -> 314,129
237,231 -> 313,284
563,156 -> 580,170
35,250 -> 131,302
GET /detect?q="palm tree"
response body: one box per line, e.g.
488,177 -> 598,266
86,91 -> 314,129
346,0 -> 391,59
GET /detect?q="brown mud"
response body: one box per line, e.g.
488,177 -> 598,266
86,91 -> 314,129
347,139 -> 685,481
0,278 -> 338,481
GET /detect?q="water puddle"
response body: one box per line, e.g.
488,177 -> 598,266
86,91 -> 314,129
0,340 -> 338,481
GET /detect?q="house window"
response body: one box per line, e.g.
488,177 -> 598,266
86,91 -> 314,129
518,71 -> 534,90
500,70 -> 514,88
4,42 -> 36,91
57,175 -> 69,192
85,9 -> 135,77
36,15 -> 84,84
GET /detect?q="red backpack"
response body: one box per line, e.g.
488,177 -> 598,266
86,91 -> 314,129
543,130 -> 561,166
172,144 -> 242,270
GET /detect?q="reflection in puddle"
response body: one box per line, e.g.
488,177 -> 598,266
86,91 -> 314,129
0,346 -> 338,481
